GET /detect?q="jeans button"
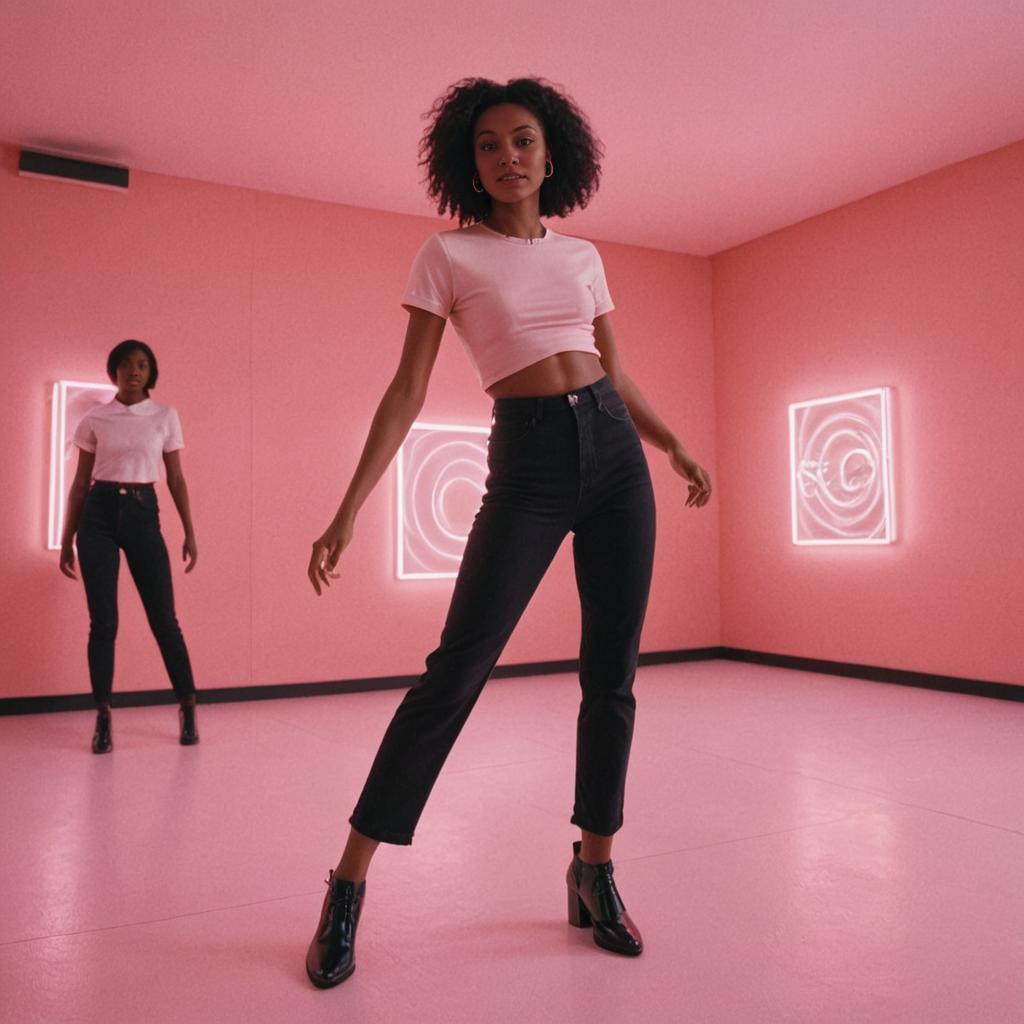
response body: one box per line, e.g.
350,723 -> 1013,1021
568,394 -> 579,406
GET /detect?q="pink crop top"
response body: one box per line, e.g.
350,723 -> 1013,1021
401,222 -> 614,389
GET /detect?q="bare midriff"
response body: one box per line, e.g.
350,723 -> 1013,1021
485,351 -> 606,399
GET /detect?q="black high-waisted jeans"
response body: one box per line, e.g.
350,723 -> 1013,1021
350,375 -> 657,844
76,482 -> 197,706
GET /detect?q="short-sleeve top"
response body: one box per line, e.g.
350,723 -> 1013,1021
73,398 -> 184,483
401,222 -> 614,389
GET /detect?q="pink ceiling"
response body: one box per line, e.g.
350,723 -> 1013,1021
2,0 -> 1022,255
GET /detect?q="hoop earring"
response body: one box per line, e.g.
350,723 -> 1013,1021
544,158 -> 554,179
472,173 -> 485,193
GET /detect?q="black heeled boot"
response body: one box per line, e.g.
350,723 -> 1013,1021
92,707 -> 112,754
179,700 -> 199,746
566,840 -> 643,956
306,871 -> 366,988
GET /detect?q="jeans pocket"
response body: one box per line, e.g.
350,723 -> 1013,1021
488,413 -> 538,447
135,489 -> 159,512
597,398 -> 631,423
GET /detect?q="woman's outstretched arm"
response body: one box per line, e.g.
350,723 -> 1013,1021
593,314 -> 712,508
308,307 -> 446,594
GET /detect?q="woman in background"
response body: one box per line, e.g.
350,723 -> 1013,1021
60,339 -> 200,753
305,77 -> 711,987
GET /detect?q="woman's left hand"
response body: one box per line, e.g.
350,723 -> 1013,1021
182,534 -> 198,573
669,446 -> 712,508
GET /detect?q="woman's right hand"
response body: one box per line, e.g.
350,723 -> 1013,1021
308,517 -> 354,596
59,543 -> 78,580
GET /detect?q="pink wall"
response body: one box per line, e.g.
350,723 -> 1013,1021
713,140 -> 1024,686
0,144 -> 717,699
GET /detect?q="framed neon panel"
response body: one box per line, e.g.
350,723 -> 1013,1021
48,381 -> 116,549
396,421 -> 490,579
789,387 -> 895,545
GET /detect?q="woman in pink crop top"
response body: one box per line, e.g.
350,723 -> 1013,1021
60,340 -> 200,752
304,77 -> 712,987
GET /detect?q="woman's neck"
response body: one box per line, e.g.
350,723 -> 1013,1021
115,392 -> 147,406
483,206 -> 545,241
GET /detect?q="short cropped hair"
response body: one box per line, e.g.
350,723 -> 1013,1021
106,339 -> 159,393
419,77 -> 603,226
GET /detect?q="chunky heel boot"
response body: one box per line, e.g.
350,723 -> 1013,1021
179,701 -> 199,746
92,708 -> 112,754
306,871 -> 366,988
565,840 -> 643,956
567,886 -> 592,928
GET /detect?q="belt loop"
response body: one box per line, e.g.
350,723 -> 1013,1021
534,397 -> 545,422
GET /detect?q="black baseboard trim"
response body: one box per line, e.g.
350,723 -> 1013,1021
0,645 -> 1017,715
719,647 -> 1022,701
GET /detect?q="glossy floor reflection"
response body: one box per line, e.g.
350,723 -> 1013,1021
2,662 -> 1022,1023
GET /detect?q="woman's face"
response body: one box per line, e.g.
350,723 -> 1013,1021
114,349 -> 151,395
472,103 -> 547,204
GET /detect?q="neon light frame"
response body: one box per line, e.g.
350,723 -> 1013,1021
48,380 -> 117,549
788,386 -> 896,546
395,420 -> 491,580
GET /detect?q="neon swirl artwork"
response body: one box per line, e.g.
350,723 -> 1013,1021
788,387 -> 895,545
396,421 -> 491,579
48,380 -> 117,549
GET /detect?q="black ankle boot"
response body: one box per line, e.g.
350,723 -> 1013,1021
92,708 -> 112,754
179,701 -> 199,745
306,871 -> 366,988
566,840 -> 643,956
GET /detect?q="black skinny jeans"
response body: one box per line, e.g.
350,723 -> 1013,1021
350,376 -> 657,844
76,482 -> 197,706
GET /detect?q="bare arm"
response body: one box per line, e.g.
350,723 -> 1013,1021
163,449 -> 198,573
308,307 -> 446,593
59,449 -> 96,579
593,314 -> 712,508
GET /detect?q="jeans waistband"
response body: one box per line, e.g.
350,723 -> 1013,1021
491,375 -> 615,417
91,481 -> 156,495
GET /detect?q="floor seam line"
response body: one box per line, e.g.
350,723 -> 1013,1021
616,813 -> 861,862
0,890 -> 322,948
441,753 -> 563,776
884,802 -> 1024,836
679,749 -> 1023,833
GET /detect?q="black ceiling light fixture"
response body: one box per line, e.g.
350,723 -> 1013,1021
18,149 -> 129,191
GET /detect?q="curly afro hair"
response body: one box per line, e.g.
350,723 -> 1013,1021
419,77 -> 603,225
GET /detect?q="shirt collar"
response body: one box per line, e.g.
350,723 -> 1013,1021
108,397 -> 156,415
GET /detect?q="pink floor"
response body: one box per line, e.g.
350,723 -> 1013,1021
2,661 -> 1022,1023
